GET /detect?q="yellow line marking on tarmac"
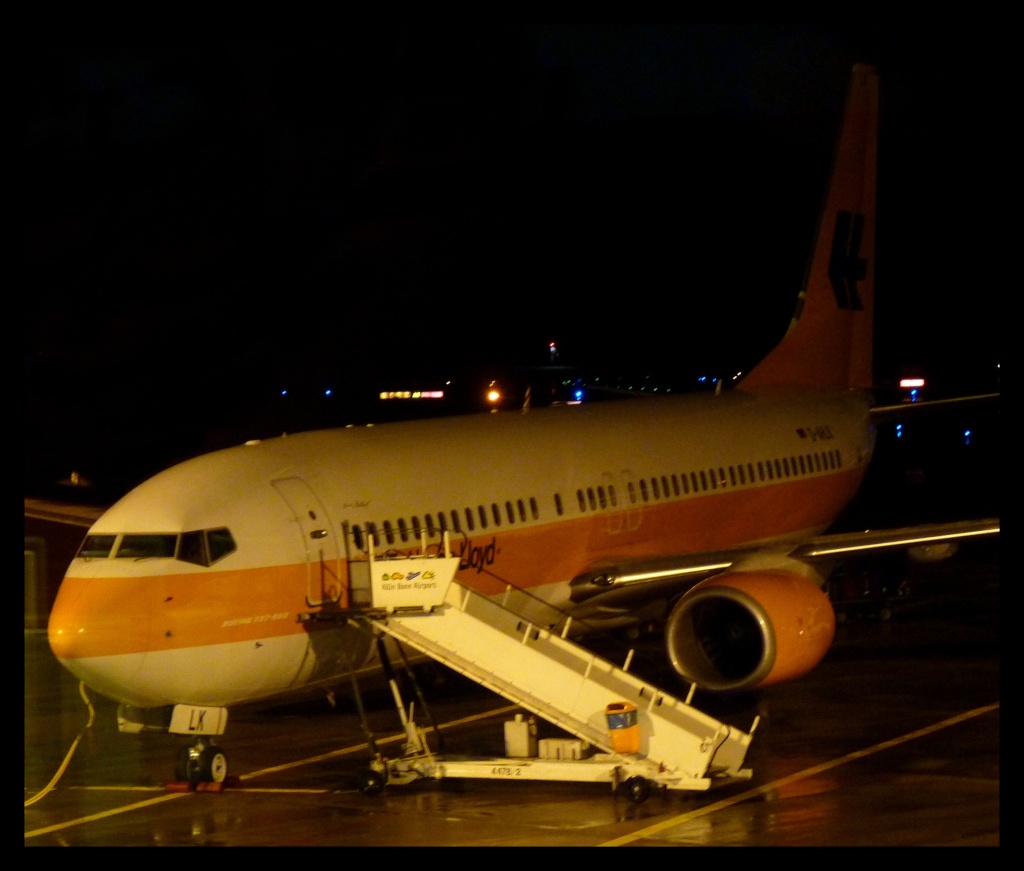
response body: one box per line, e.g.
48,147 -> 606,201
24,704 -> 521,839
599,701 -> 1000,847
230,703 -> 522,781
25,791 -> 193,838
27,702 -> 997,843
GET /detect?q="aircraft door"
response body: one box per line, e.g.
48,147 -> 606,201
602,471 -> 623,535
620,468 -> 643,533
271,477 -> 344,608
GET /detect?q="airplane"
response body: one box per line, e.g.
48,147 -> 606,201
44,63 -> 998,787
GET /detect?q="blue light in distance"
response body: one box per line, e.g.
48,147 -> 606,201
895,423 -> 903,439
963,429 -> 971,446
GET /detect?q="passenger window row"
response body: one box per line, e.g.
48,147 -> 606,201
351,447 -> 842,549
607,448 -> 843,509
351,497 -> 541,549
626,450 -> 843,503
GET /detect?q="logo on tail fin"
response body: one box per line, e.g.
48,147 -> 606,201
828,210 -> 867,311
738,64 -> 877,392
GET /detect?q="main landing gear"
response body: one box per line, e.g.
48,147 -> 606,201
174,739 -> 228,786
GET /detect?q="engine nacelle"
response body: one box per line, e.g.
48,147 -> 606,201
665,568 -> 835,692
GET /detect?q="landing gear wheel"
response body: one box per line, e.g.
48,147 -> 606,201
623,776 -> 651,803
199,745 -> 228,783
175,743 -> 228,784
359,769 -> 386,796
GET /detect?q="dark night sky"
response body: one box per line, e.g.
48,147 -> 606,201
23,27 -> 1003,496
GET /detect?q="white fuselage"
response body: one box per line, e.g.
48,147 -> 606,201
49,387 -> 874,708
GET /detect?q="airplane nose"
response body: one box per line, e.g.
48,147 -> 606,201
47,582 -> 85,662
47,620 -> 81,661
48,572 -> 151,661
47,574 -> 151,704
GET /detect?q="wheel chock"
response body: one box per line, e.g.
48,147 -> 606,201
165,775 -> 239,793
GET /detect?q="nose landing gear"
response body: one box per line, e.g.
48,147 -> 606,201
174,740 -> 228,785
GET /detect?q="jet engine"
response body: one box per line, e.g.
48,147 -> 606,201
665,567 -> 835,693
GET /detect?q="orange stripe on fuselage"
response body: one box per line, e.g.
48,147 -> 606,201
50,563 -> 317,660
454,465 -> 866,597
51,467 -> 864,660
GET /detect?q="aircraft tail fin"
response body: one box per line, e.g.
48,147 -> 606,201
741,63 -> 877,392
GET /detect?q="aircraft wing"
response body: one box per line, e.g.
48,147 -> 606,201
566,517 -> 999,618
790,517 -> 1000,559
870,393 -> 999,425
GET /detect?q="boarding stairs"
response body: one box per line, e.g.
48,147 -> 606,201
303,533 -> 757,795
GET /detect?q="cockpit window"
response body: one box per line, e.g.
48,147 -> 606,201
206,528 -> 236,564
78,534 -> 116,558
76,528 -> 237,566
178,528 -> 237,567
115,534 -> 178,559
178,531 -> 205,565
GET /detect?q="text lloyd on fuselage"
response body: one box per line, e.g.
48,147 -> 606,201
457,537 -> 497,573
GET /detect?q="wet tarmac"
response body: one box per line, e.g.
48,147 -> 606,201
25,537 -> 999,846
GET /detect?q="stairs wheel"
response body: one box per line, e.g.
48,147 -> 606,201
623,775 -> 651,803
359,768 -> 386,796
